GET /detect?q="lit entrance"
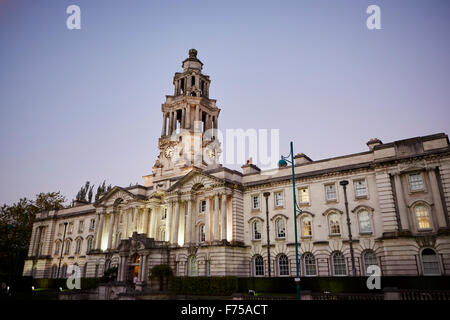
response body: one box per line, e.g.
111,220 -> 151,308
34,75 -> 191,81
128,254 -> 140,284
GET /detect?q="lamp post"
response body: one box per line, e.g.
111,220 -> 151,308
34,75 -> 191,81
263,192 -> 271,277
279,141 -> 301,300
57,222 -> 68,278
339,180 -> 356,276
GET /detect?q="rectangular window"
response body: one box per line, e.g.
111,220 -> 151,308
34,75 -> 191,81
409,173 -> 424,191
199,200 -> 207,213
354,179 -> 367,197
78,220 -> 84,233
89,219 -> 95,231
299,187 -> 309,203
68,222 -> 74,234
58,224 -> 63,236
162,207 -> 167,219
274,192 -> 284,207
252,195 -> 260,210
325,184 -> 337,201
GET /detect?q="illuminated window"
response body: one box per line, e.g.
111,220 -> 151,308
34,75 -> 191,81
332,252 -> 347,276
68,222 -> 74,234
189,255 -> 198,277
278,254 -> 289,276
252,195 -> 260,210
199,224 -> 206,243
254,255 -> 264,276
329,213 -> 341,235
358,210 -> 372,233
303,253 -> 317,276
415,205 -> 431,230
275,192 -> 284,207
325,184 -> 337,201
421,248 -> 440,275
275,218 -> 286,238
409,173 -> 424,191
301,216 -> 312,237
354,179 -> 367,197
252,221 -> 261,240
299,187 -> 309,203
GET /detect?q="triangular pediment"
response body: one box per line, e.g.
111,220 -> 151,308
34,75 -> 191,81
166,169 -> 224,193
94,186 -> 142,207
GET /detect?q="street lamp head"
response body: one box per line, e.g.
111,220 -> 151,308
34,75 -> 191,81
64,222 -> 68,226
339,180 -> 349,186
263,192 -> 270,198
278,158 -> 288,167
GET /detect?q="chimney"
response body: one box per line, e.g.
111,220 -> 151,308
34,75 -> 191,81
241,158 -> 261,175
294,153 -> 313,165
367,138 -> 383,151
72,199 -> 89,207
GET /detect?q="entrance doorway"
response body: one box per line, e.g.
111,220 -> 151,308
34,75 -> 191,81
128,254 -> 140,284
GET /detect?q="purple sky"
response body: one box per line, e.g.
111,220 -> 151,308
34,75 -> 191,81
1,0 -> 449,206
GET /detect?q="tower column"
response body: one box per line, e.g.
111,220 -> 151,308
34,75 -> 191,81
186,104 -> 191,129
181,108 -> 186,129
172,111 -> 177,133
113,211 -> 120,247
162,113 -> 167,136
393,173 -> 410,230
132,207 -> 138,233
149,207 -> 157,238
221,193 -> 227,241
168,112 -> 173,135
143,207 -> 150,236
96,213 -> 105,250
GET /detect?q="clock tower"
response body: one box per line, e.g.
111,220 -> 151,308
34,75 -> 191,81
151,49 -> 222,180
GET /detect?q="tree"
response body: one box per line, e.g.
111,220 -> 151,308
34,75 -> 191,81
150,264 -> 173,291
76,181 -> 93,203
94,180 -> 112,202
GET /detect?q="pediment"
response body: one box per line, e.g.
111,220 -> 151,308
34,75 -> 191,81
166,169 -> 224,193
95,186 -> 141,207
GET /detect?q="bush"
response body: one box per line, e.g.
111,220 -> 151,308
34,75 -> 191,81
101,267 -> 118,283
170,276 -> 238,296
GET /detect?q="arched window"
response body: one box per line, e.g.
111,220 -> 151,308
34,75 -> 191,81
303,253 -> 317,276
415,205 -> 431,230
54,241 -> 61,256
278,254 -> 289,276
252,221 -> 262,240
421,248 -> 440,275
87,237 -> 94,252
64,240 -> 71,255
358,210 -> 372,233
275,218 -> 286,239
199,224 -> 206,243
332,251 -> 347,276
328,213 -> 341,235
75,238 -> 82,254
362,250 -> 378,275
188,255 -> 198,277
254,255 -> 264,276
301,216 -> 312,237
61,264 -> 68,278
51,265 -> 58,279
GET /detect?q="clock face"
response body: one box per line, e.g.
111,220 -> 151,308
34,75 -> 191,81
208,148 -> 216,159
164,146 -> 174,159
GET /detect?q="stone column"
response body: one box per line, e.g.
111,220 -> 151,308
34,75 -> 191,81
162,113 -> 167,136
149,207 -> 156,238
205,196 -> 211,242
113,211 -> 120,247
124,208 -> 130,238
181,108 -> 185,129
172,201 -> 180,244
393,174 -> 410,230
186,104 -> 191,129
213,194 -> 220,241
166,202 -> 173,242
143,207 -> 150,236
427,168 -> 447,228
132,207 -> 138,234
107,212 -> 114,250
168,112 -> 173,135
96,213 -> 105,250
195,105 -> 200,122
93,212 -> 100,249
172,111 -> 177,133
221,193 -> 227,241
186,199 -> 192,244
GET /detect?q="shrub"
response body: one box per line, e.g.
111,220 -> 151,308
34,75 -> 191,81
170,276 -> 238,296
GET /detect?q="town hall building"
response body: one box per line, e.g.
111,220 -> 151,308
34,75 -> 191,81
23,49 -> 450,290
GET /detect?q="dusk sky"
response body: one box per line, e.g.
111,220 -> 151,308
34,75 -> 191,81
1,0 -> 449,206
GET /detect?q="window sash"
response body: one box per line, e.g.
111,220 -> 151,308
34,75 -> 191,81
254,256 -> 264,276
358,211 -> 372,233
415,206 -> 431,229
252,196 -> 260,209
409,173 -> 424,191
333,254 -> 347,276
302,218 -> 312,237
325,185 -> 337,201
354,180 -> 367,197
304,254 -> 317,276
299,188 -> 309,203
253,221 -> 261,240
278,256 -> 289,276
275,192 -> 284,207
276,219 -> 286,238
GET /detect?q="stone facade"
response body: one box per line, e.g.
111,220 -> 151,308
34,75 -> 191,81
23,50 -> 450,286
